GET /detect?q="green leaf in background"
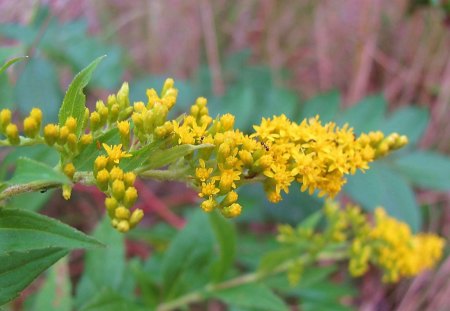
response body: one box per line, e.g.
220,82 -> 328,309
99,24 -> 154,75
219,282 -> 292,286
120,140 -> 165,171
208,210 -> 237,282
7,190 -> 54,212
58,55 -> 105,136
211,284 -> 289,311
143,144 -> 213,170
73,128 -> 119,171
75,216 -> 133,309
259,247 -> 301,273
14,57 -> 61,123
6,157 -> 70,186
161,210 -> 214,300
0,55 -> 27,75
344,163 -> 421,232
0,208 -> 103,252
33,258 -> 72,311
0,248 -> 68,306
392,151 -> 450,190
302,90 -> 340,123
336,95 -> 386,133
79,289 -> 145,311
379,106 -> 428,146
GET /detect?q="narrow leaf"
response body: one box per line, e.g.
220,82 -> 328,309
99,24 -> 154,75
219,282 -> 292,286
6,157 -> 69,186
0,248 -> 68,306
0,208 -> 103,252
120,140 -> 165,171
80,289 -> 146,311
58,56 -> 105,136
144,144 -> 213,170
0,56 -> 27,75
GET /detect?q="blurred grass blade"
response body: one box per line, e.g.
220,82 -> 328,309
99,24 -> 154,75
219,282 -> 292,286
0,56 -> 27,75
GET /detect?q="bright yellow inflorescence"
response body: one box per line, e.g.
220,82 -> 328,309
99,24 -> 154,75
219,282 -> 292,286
277,201 -> 445,284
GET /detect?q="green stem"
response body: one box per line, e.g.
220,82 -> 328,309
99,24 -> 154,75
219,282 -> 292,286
156,249 -> 347,311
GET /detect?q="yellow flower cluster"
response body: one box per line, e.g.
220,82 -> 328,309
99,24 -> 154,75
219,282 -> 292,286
277,201 -> 444,283
350,208 -> 445,283
171,95 -> 407,218
94,144 -> 142,232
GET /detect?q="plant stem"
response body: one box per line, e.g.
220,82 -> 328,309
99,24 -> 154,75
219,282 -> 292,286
156,250 -> 347,311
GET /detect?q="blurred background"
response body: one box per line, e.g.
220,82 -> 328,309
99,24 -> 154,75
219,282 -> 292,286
1,1 -> 450,310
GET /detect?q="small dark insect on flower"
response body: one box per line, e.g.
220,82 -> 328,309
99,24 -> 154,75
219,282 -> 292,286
96,140 -> 102,150
260,141 -> 270,151
199,136 -> 205,143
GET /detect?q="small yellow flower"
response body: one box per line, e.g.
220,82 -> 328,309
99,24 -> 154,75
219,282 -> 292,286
102,143 -> 132,164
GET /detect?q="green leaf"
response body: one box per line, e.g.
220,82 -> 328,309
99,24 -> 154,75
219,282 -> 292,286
208,210 -> 237,282
392,151 -> 450,190
73,128 -> 119,171
297,210 -> 323,230
344,162 -> 421,232
0,56 -> 27,75
0,248 -> 68,306
80,289 -> 145,311
380,106 -> 428,146
336,95 -> 386,133
162,210 -> 214,299
302,91 -> 340,123
120,140 -> 165,171
6,157 -> 70,186
259,247 -> 300,273
14,57 -> 61,123
144,144 -> 213,170
0,208 -> 103,252
33,258 -> 72,311
212,284 -> 289,311
58,55 -> 105,136
75,217 -> 131,308
7,190 -> 54,212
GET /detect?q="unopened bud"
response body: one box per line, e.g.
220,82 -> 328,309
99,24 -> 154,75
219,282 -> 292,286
44,124 -> 59,145
123,186 -> 138,208
63,163 -> 76,180
6,123 -> 19,145
129,209 -> 144,228
23,117 -> 38,138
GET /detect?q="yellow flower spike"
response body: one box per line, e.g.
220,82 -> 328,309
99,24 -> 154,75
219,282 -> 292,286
115,206 -> 130,220
111,179 -> 126,200
43,124 -> 59,146
116,220 -> 130,233
129,209 -> 144,228
0,109 -> 11,131
221,203 -> 242,218
123,187 -> 138,208
23,117 -> 38,138
102,143 -> 132,164
109,166 -> 124,181
123,172 -> 136,188
63,163 -> 76,180
201,197 -> 217,212
6,123 -> 20,145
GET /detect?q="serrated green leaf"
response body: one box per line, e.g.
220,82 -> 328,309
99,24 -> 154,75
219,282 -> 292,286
0,248 -> 68,306
0,208 -> 103,252
336,95 -> 386,133
144,144 -> 213,170
208,210 -> 237,282
344,162 -> 421,232
212,284 -> 289,311
392,151 -> 450,190
162,210 -> 214,300
79,289 -> 145,311
380,106 -> 428,146
6,157 -> 69,186
73,128 -> 119,171
302,91 -> 340,123
58,56 -> 105,136
0,56 -> 27,75
33,258 -> 72,311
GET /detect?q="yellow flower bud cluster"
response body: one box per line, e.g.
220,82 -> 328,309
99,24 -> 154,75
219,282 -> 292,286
0,108 -> 19,145
277,201 -> 445,284
131,78 -> 178,144
358,131 -> 408,159
43,117 -> 92,154
94,144 -> 142,232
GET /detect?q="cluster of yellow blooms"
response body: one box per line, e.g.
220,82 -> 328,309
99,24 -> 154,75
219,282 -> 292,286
278,201 -> 445,283
1,78 -> 408,230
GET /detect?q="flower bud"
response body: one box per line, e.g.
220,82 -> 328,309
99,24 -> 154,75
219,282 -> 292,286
115,206 -> 130,220
221,203 -> 242,218
105,197 -> 119,212
58,126 -> 69,145
6,123 -> 19,145
109,166 -> 124,181
201,198 -> 217,212
44,124 -> 59,145
133,101 -> 146,113
117,82 -> 130,108
123,186 -> 138,208
220,114 -> 234,130
30,108 -> 42,125
23,117 -> 38,138
63,163 -> 76,180
67,133 -> 78,153
108,104 -> 119,123
116,220 -> 130,233
62,184 -> 72,200
111,179 -> 125,200
80,133 -> 93,145
196,97 -> 207,108
94,155 -> 108,172
123,172 -> 136,187
221,191 -> 238,207
96,169 -> 110,191
161,78 -> 174,97
90,111 -> 101,131
0,109 -> 11,131
238,150 -> 253,166
65,117 -> 77,133
129,209 -> 144,228
107,94 -> 117,109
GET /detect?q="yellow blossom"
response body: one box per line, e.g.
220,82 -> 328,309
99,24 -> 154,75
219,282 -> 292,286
102,143 -> 132,164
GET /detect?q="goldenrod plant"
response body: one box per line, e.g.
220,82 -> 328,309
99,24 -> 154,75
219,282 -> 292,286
0,56 -> 445,309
